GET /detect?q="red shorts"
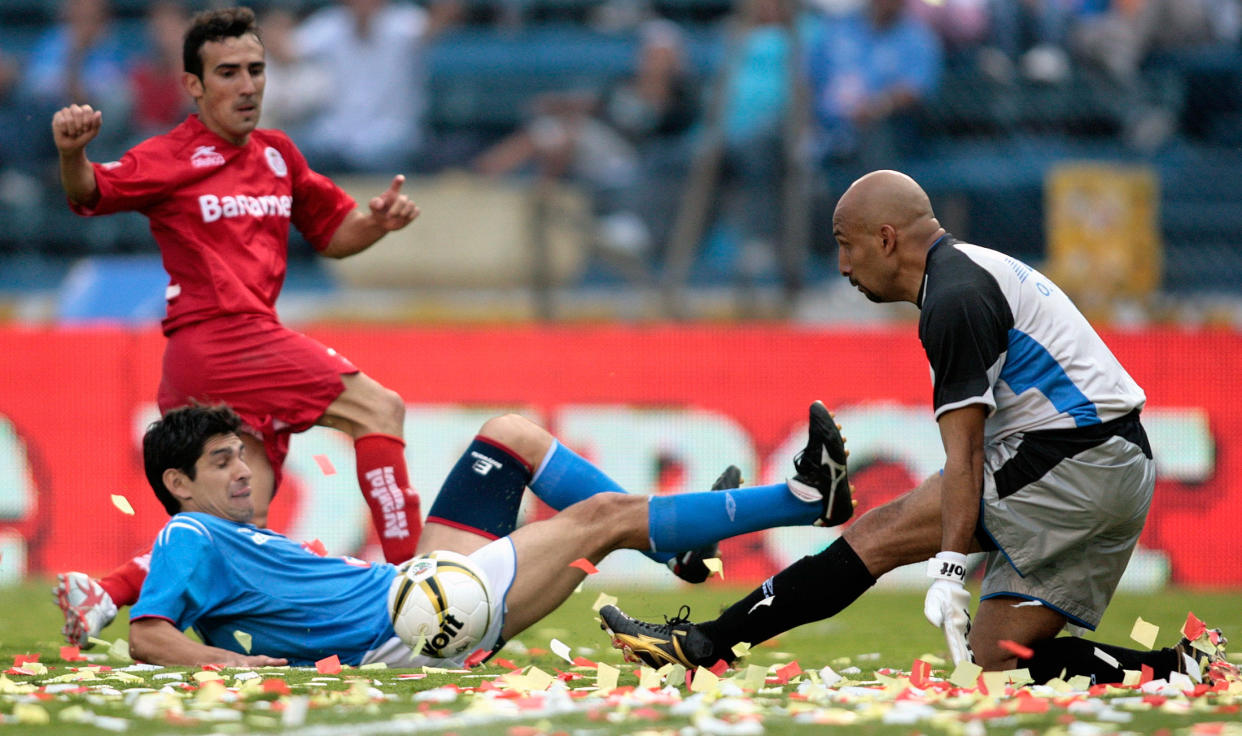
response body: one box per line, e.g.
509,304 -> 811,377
157,314 -> 358,488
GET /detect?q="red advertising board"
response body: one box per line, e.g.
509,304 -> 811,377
0,325 -> 1238,587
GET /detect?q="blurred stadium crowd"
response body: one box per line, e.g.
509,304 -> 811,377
2,0 -> 1242,319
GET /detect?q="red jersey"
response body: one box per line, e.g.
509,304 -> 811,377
71,114 -> 355,334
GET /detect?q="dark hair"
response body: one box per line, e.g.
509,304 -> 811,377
143,404 -> 244,515
183,6 -> 261,79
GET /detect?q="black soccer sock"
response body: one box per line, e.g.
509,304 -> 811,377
697,536 -> 876,658
1019,636 -> 1180,684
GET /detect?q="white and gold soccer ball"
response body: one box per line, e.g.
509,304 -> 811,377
387,550 -> 493,660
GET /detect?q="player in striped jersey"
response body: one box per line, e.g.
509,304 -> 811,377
600,170 -> 1230,685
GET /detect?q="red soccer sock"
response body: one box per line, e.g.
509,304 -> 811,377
97,550 -> 152,608
354,433 -> 422,563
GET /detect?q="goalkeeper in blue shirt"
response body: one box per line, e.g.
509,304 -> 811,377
125,402 -> 852,667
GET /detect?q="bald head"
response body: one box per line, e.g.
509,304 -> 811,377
832,170 -> 945,304
835,170 -> 936,238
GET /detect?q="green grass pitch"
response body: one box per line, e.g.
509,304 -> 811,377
1,580 -> 1240,734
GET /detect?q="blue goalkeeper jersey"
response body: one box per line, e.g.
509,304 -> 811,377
131,512 -> 398,666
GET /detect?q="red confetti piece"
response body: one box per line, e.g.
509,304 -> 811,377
708,659 -> 730,677
201,663 -> 224,672
571,656 -> 597,668
998,639 -> 1034,659
464,649 -> 491,668
1183,611 -> 1207,642
1016,692 -> 1049,714
493,658 -> 520,671
569,558 -> 599,574
14,654 -> 39,666
302,539 -> 328,557
910,659 -> 933,689
1140,664 -> 1155,685
773,660 -> 802,684
261,679 -> 290,695
59,646 -> 85,662
313,454 -> 336,476
316,654 -> 342,674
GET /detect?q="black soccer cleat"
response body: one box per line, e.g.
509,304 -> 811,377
787,400 -> 855,527
599,604 -> 718,669
667,465 -> 742,583
1174,627 -> 1233,683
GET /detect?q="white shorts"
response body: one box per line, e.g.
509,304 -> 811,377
363,537 -> 517,667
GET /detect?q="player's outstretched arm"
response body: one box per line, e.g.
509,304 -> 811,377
51,104 -> 102,207
320,174 -> 421,259
130,618 -> 288,667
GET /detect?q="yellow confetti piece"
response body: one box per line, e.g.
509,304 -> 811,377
666,664 -> 686,689
1066,675 -> 1092,691
234,630 -> 253,653
1122,669 -> 1141,686
948,660 -> 983,689
703,557 -> 724,580
195,679 -> 227,705
739,664 -> 767,692
591,592 -> 618,612
1003,668 -> 1033,686
596,662 -> 619,693
359,662 -> 387,670
690,666 -> 720,693
193,670 -> 225,682
107,638 -> 131,662
981,670 -> 1008,695
14,703 -> 50,725
111,494 -> 135,515
1131,617 -> 1159,649
638,666 -> 661,690
525,666 -> 554,691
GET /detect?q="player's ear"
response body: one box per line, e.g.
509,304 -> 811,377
182,72 -> 204,100
163,468 -> 193,503
878,224 -> 898,254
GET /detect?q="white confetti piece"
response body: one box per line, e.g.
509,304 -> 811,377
550,638 -> 574,663
110,495 -> 135,515
1094,647 -> 1120,669
747,596 -> 774,614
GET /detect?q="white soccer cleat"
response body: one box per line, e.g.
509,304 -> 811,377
53,572 -> 118,648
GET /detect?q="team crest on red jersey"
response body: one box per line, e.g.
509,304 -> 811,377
265,147 -> 288,178
191,146 -> 226,168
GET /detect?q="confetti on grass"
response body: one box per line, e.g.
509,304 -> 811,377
316,655 -> 342,675
110,495 -> 135,515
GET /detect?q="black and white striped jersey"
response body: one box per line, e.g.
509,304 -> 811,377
917,235 -> 1146,444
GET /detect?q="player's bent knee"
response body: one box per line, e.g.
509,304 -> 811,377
478,414 -> 550,467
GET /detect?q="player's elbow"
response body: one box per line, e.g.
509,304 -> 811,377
128,623 -> 162,665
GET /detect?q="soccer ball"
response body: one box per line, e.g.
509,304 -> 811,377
387,550 -> 493,660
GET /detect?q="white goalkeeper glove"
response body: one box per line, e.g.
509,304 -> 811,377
923,551 -> 974,665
